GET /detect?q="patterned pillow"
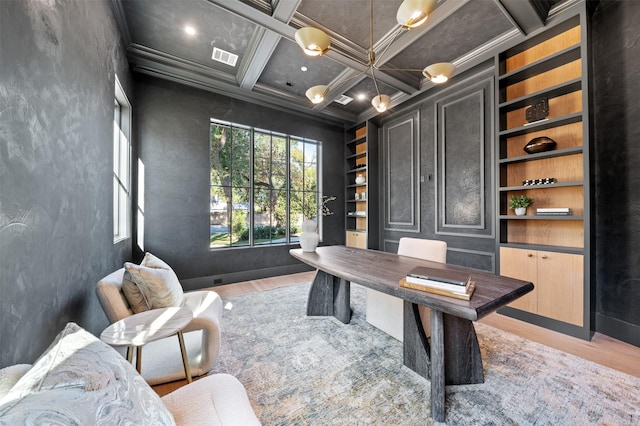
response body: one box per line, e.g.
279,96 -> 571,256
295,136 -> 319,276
122,253 -> 184,313
0,323 -> 175,425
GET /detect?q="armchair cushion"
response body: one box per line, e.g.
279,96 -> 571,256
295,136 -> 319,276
123,253 -> 184,313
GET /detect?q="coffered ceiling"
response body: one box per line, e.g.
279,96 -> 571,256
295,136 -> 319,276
112,0 -> 566,124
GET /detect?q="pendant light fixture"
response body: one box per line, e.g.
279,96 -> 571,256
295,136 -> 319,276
295,0 -> 455,113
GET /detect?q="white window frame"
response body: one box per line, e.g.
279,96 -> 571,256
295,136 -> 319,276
113,75 -> 132,243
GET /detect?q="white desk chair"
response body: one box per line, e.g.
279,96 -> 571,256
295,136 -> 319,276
366,238 -> 447,341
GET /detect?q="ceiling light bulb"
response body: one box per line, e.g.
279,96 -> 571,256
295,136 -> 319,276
295,27 -> 330,56
301,66 -> 308,72
306,85 -> 328,104
184,26 -> 196,36
397,0 -> 435,28
423,62 -> 456,84
372,94 -> 391,112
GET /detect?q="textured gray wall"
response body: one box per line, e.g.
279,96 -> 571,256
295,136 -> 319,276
0,0 -> 132,367
133,76 -> 345,287
591,0 -> 640,345
380,68 -> 496,272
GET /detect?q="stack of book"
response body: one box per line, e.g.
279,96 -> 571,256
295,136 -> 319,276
399,267 -> 475,300
536,207 -> 572,216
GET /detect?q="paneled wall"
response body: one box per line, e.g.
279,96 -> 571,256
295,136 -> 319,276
591,0 -> 640,346
0,0 -> 132,367
134,76 -> 345,288
380,69 -> 495,272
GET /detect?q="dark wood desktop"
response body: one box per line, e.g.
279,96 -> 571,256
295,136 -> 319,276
290,245 -> 533,422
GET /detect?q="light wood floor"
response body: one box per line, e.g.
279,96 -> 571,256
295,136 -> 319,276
153,271 -> 640,396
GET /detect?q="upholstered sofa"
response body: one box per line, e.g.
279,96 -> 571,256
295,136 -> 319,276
0,323 -> 260,425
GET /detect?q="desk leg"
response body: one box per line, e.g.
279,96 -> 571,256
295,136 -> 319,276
403,301 -> 431,378
177,331 -> 192,383
126,345 -> 134,364
307,270 -> 351,324
430,309 -> 445,422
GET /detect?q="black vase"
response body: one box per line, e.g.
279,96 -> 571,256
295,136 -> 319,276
524,136 -> 557,154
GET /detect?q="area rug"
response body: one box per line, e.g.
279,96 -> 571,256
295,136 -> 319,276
214,283 -> 639,425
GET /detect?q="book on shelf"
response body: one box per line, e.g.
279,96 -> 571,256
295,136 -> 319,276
399,278 -> 476,301
536,207 -> 572,216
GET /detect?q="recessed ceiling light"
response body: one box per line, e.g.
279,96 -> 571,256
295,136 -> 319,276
301,66 -> 308,72
185,26 -> 196,36
356,93 -> 367,101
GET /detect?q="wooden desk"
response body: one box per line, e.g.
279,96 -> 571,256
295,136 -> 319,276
290,246 -> 533,422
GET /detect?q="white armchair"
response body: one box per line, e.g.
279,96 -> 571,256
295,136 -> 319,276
96,268 -> 222,385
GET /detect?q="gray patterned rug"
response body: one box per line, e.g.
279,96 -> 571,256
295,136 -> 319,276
214,283 -> 639,425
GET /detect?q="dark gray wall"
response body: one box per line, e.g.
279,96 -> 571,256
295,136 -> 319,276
591,0 -> 640,346
133,76 -> 345,288
0,0 -> 133,367
379,67 -> 496,273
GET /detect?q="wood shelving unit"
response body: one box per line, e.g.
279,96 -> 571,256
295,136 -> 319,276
345,121 -> 378,249
495,12 -> 592,339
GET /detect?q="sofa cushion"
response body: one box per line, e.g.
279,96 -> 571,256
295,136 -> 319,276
0,323 -> 175,425
123,252 -> 183,313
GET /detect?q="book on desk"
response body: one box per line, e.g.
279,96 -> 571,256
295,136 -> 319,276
400,266 -> 476,300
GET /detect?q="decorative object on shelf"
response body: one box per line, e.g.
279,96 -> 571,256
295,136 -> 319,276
523,177 -> 556,186
300,196 -> 336,252
296,0 -> 455,113
355,192 -> 360,200
536,207 -> 572,216
524,136 -> 557,154
509,195 -> 534,216
355,174 -> 366,184
525,97 -> 549,123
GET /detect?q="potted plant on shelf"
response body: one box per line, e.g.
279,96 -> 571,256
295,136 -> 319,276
509,195 -> 533,216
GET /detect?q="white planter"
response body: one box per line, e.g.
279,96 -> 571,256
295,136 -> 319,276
355,174 -> 365,184
300,219 -> 319,252
515,207 -> 526,216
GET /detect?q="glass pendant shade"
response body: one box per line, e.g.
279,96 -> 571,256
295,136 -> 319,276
295,27 -> 330,56
396,0 -> 435,28
371,94 -> 391,112
305,85 -> 328,104
422,62 -> 456,83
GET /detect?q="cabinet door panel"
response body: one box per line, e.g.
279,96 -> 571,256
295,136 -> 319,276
537,251 -> 583,326
346,231 -> 366,249
500,247 -> 537,312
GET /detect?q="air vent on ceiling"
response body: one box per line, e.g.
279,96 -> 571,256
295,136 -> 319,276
211,47 -> 238,67
334,95 -> 353,105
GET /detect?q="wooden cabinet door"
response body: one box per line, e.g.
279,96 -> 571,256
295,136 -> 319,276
537,251 -> 584,326
500,247 -> 538,313
346,231 -> 366,249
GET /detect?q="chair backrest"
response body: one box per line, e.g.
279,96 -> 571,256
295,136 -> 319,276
96,268 -> 134,323
397,237 -> 447,263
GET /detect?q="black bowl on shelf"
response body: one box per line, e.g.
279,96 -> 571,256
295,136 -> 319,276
524,136 -> 557,154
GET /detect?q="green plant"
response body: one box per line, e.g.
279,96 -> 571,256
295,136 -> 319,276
509,195 -> 534,210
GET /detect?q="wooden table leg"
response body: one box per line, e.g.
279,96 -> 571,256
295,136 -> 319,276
307,270 -> 351,324
177,331 -> 192,383
126,345 -> 134,364
430,309 -> 445,422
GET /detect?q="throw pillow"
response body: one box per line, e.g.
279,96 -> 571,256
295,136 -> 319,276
0,323 -> 175,425
123,262 -> 183,313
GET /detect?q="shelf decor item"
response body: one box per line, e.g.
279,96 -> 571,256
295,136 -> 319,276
509,195 -> 534,216
524,136 -> 557,154
525,96 -> 549,123
355,174 -> 366,184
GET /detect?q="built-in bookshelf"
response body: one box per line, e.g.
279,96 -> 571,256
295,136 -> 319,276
345,122 -> 378,249
496,12 -> 592,339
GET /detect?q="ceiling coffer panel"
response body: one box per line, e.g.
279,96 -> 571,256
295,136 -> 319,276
121,0 -> 258,73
